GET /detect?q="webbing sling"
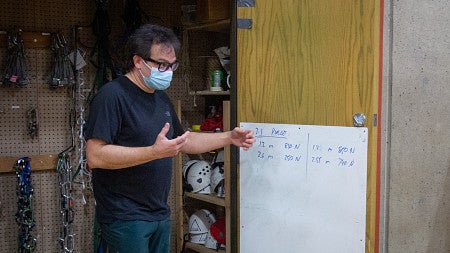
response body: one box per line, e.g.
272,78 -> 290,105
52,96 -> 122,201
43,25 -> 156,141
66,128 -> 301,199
2,30 -> 28,86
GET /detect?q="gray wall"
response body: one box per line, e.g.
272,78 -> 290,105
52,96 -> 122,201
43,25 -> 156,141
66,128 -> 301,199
381,0 -> 450,252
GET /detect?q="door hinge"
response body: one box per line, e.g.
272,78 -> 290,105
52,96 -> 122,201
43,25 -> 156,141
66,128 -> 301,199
237,0 -> 255,7
237,19 -> 253,29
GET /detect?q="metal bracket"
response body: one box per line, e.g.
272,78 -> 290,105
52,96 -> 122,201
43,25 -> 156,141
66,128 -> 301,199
237,19 -> 253,29
353,113 -> 366,127
237,0 -> 255,7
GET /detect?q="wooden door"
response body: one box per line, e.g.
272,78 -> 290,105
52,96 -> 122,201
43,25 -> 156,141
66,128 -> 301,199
235,1 -> 381,252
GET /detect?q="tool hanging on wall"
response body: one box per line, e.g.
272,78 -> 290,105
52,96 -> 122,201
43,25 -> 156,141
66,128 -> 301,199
110,0 -> 146,76
14,157 -> 37,253
109,0 -> 164,77
27,108 -> 38,139
2,30 -> 28,86
56,152 -> 75,253
181,29 -> 195,106
49,33 -> 75,88
89,0 -> 115,97
72,26 -> 92,206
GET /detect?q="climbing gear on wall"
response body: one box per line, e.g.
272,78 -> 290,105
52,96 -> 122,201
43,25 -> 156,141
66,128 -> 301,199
71,26 -> 92,206
89,0 -> 115,96
49,33 -> 75,88
15,157 -> 37,253
2,30 -> 28,86
56,152 -> 75,253
27,108 -> 38,139
109,0 -> 146,76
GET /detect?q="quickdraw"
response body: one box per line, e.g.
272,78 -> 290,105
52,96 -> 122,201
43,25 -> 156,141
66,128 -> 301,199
50,33 -> 75,88
72,26 -> 92,206
56,152 -> 75,253
2,30 -> 28,86
15,157 -> 37,253
27,108 -> 38,139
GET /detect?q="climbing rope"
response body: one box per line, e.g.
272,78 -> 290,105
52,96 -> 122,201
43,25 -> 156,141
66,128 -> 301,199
15,157 -> 37,253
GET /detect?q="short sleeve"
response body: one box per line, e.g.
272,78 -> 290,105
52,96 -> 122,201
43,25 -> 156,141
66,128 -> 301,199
84,83 -> 122,144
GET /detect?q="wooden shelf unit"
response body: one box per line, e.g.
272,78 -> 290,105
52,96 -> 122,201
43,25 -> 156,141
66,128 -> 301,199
185,241 -> 226,253
176,100 -> 231,253
185,192 -> 226,207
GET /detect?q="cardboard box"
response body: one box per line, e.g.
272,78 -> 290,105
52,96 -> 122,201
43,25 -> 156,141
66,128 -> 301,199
196,0 -> 230,22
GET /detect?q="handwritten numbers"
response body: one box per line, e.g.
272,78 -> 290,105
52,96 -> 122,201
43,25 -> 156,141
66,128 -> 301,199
257,151 -> 265,159
247,124 -> 363,170
338,146 -> 356,154
285,143 -> 301,149
255,127 -> 263,136
311,156 -> 322,164
338,158 -> 355,167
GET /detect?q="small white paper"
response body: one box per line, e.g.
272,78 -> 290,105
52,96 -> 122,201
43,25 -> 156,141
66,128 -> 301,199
68,50 -> 87,70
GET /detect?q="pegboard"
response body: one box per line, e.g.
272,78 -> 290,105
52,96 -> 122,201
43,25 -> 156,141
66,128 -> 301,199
0,0 -> 221,252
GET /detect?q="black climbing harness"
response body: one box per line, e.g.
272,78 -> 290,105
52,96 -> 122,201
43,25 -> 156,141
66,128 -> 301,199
15,157 -> 37,253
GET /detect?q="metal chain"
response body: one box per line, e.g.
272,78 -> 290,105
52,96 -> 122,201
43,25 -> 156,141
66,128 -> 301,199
73,62 -> 92,205
56,153 -> 75,253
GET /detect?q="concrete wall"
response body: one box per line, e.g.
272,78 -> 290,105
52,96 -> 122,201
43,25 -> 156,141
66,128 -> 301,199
381,0 -> 450,252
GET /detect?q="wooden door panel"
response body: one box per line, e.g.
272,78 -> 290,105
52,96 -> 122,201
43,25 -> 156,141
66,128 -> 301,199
237,1 -> 380,252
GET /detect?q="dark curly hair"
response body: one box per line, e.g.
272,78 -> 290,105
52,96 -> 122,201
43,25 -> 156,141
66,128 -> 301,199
123,24 -> 180,72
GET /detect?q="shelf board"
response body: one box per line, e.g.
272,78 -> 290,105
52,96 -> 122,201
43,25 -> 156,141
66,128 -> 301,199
185,192 -> 225,206
189,90 -> 230,96
0,31 -> 51,48
185,242 -> 225,253
0,154 -> 57,173
186,19 -> 230,32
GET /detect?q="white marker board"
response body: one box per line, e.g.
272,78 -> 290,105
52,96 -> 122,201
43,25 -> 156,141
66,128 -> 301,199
239,122 -> 368,253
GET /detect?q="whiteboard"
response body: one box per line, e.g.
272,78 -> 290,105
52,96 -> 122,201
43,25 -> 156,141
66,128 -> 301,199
239,122 -> 368,253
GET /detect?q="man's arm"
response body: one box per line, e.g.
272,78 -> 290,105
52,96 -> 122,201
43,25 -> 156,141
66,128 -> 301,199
86,123 -> 189,169
180,127 -> 255,154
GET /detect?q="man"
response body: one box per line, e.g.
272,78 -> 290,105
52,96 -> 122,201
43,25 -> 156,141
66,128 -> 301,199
85,24 -> 255,253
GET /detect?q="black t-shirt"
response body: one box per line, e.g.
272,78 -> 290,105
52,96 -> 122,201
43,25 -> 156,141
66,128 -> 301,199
85,76 -> 184,224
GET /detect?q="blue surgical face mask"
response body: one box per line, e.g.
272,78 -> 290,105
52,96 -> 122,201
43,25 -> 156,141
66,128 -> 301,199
140,61 -> 173,90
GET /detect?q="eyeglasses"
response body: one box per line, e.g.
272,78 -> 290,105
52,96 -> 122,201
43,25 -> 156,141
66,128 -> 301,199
143,57 -> 179,72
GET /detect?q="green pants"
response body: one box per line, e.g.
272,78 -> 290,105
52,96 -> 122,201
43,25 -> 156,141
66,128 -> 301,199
100,219 -> 171,253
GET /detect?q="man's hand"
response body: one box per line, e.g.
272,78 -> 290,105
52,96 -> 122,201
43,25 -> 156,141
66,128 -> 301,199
152,123 -> 190,158
229,127 -> 256,151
